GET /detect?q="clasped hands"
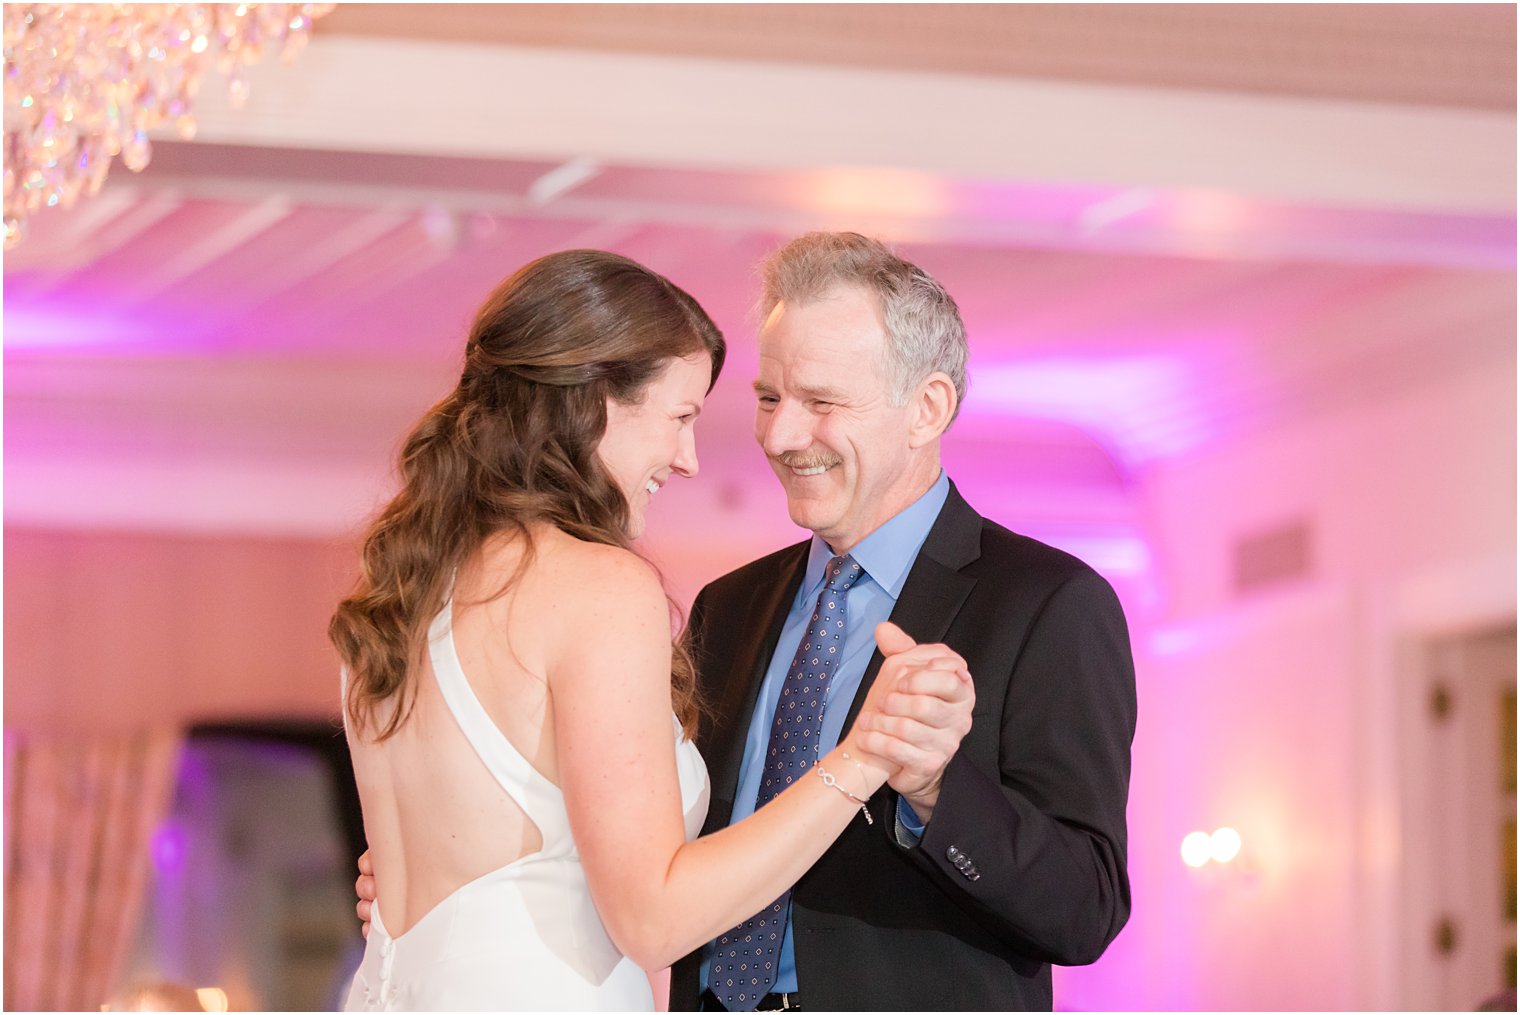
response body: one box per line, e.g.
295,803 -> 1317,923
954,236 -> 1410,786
847,621 -> 975,826
354,622 -> 975,936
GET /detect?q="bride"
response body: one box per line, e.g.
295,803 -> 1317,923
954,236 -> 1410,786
331,250 -> 961,1011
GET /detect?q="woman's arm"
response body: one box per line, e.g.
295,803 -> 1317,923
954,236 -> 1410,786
547,545 -> 961,971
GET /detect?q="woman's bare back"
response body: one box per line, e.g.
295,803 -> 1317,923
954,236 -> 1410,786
343,527 -> 700,1009
345,527 -> 571,936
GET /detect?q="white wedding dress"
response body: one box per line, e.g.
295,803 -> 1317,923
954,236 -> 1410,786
344,598 -> 711,1012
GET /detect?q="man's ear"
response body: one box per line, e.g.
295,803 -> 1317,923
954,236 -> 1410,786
907,372 -> 957,449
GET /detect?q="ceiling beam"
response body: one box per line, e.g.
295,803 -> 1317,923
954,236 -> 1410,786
180,35 -> 1515,218
112,141 -> 1515,271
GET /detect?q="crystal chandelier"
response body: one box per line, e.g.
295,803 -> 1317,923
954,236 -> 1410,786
2,3 -> 335,248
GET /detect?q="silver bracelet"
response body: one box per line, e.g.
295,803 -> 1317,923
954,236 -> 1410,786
813,759 -> 873,825
840,750 -> 868,785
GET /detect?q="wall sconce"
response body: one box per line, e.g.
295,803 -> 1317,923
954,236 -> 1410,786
101,983 -> 228,1011
1181,826 -> 1243,868
196,988 -> 229,1013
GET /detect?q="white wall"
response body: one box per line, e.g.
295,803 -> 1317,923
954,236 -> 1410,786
1069,355 -> 1517,1010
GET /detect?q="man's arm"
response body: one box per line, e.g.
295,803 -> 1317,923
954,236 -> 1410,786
889,570 -> 1136,966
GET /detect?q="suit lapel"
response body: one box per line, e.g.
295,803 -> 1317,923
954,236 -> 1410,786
841,482 -> 983,731
706,543 -> 809,827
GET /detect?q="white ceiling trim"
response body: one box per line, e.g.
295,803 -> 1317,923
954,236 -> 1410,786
181,36 -> 1516,217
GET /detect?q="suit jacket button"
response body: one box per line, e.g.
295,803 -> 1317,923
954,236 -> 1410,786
969,871 -> 981,881
946,846 -> 960,860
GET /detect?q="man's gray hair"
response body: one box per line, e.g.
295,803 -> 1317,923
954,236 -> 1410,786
756,231 -> 969,424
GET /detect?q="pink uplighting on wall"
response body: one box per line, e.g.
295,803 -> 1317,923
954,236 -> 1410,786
970,351 -> 1212,463
1148,625 -> 1204,658
1029,532 -> 1152,577
151,821 -> 189,874
4,301 -> 166,351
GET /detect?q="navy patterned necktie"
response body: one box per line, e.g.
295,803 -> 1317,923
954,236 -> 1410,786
708,554 -> 865,1010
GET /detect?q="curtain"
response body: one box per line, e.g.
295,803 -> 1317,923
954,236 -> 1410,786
3,728 -> 182,1011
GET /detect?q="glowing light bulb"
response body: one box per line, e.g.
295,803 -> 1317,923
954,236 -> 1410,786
196,987 -> 229,1013
1180,830 -> 1212,868
1210,827 -> 1242,864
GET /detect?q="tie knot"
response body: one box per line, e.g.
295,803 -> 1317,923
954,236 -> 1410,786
823,554 -> 865,594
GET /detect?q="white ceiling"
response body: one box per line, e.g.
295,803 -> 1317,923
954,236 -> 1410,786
3,4 -> 1515,557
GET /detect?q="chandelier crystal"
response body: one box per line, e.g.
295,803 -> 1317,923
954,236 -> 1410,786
2,3 -> 334,248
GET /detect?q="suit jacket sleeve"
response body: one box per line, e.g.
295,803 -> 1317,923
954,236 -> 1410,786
893,567 -> 1136,966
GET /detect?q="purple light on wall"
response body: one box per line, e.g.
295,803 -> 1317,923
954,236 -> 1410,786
151,820 -> 188,874
1036,532 -> 1153,577
175,746 -> 216,802
1150,624 -> 1204,658
3,299 -> 172,351
969,351 -> 1216,464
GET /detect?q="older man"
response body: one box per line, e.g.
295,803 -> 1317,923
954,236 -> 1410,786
675,232 -> 1136,1012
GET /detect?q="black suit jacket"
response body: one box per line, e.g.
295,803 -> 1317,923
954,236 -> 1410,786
671,482 -> 1136,1011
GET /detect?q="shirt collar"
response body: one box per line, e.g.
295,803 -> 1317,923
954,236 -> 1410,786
798,470 -> 951,605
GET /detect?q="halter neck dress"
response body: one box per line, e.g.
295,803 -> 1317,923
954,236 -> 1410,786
344,596 -> 710,1011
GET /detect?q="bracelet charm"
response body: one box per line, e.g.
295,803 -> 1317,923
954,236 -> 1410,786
813,761 -> 874,824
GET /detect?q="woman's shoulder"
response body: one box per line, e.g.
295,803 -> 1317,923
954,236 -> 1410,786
523,531 -> 671,678
528,527 -> 665,610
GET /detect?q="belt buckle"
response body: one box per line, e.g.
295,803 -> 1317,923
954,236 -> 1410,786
777,993 -> 797,1011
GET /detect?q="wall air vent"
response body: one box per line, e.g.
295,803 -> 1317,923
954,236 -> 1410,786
1232,518 -> 1313,595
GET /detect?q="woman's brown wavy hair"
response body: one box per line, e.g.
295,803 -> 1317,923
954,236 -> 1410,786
331,250 -> 725,742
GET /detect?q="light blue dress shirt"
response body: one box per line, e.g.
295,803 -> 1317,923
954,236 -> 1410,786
701,471 -> 950,998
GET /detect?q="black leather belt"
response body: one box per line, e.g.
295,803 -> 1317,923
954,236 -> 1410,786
701,989 -> 804,1011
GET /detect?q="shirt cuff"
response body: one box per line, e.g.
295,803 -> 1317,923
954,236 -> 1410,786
893,796 -> 926,848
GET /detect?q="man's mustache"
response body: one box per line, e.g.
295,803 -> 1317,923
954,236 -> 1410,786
772,450 -> 842,471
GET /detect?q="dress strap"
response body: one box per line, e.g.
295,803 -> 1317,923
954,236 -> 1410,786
426,600 -> 571,851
